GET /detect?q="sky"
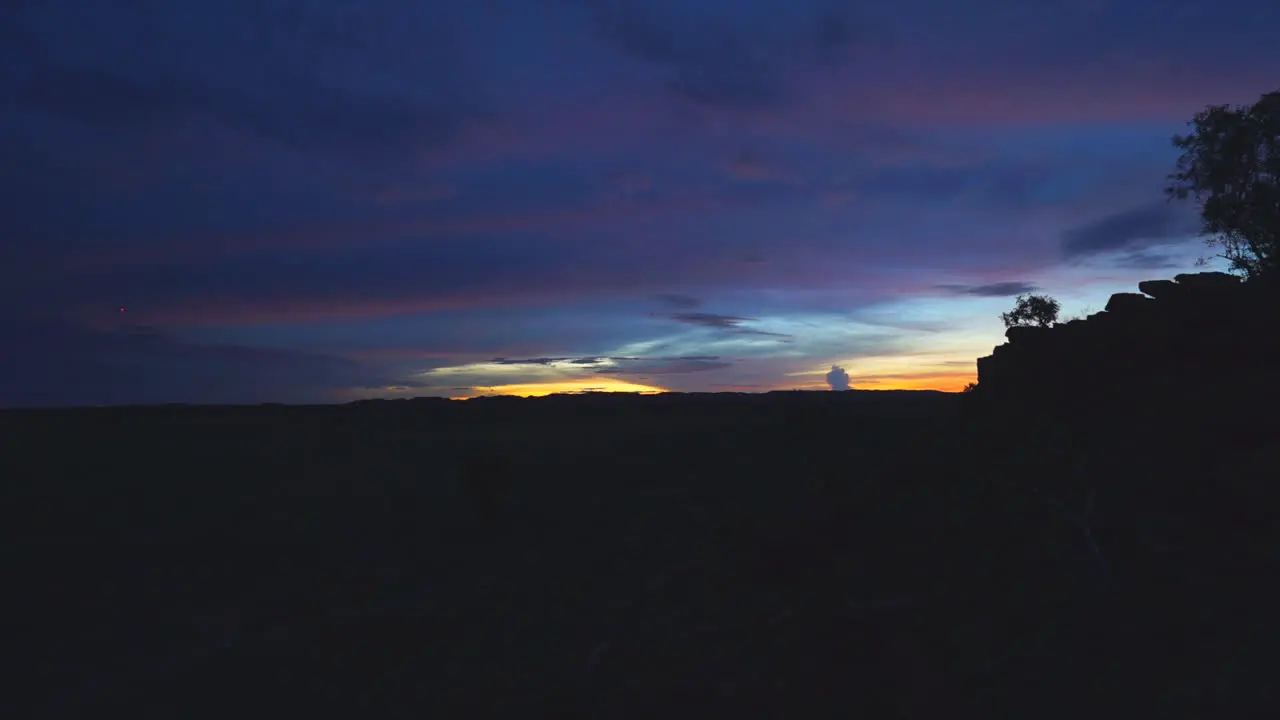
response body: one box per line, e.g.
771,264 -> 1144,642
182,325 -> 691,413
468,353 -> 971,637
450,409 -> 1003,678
2,0 -> 1277,407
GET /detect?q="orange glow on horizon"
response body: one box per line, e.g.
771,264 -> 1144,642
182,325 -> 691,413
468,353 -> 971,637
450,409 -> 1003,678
445,372 -> 977,398
450,377 -> 667,399
783,371 -> 976,393
865,371 -> 972,389
853,372 -> 976,392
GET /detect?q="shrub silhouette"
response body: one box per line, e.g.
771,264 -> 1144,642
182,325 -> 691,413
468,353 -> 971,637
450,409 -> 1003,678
999,293 -> 1060,329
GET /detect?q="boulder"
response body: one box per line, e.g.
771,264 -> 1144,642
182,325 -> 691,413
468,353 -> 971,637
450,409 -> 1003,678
1055,318 -> 1089,333
1137,279 -> 1179,299
1105,292 -> 1154,314
1173,272 -> 1241,293
1004,324 -> 1052,343
975,354 -> 996,384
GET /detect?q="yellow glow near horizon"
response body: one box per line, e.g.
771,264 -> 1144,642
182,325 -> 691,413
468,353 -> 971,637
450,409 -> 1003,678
451,377 -> 667,399
785,354 -> 978,392
862,373 -> 975,392
782,372 -> 974,392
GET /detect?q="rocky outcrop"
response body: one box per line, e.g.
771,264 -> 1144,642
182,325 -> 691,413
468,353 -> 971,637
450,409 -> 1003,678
1103,292 -> 1152,314
1136,279 -> 1178,299
975,272 -> 1280,419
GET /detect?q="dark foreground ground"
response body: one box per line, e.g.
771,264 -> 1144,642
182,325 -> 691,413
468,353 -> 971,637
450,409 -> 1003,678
2,390 -> 1277,718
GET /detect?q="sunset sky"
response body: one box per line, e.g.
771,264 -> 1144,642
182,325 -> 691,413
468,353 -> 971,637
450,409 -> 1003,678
2,0 -> 1275,406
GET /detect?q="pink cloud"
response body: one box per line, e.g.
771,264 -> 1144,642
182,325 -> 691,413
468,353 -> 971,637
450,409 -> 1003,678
729,147 -> 772,180
420,89 -> 686,170
809,59 -> 1275,128
370,182 -> 458,205
78,244 -> 940,329
80,294 -> 508,329
68,185 -> 731,267
462,50 -> 1273,169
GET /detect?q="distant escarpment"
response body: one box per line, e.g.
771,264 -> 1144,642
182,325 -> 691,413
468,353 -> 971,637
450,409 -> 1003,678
975,272 -> 1280,424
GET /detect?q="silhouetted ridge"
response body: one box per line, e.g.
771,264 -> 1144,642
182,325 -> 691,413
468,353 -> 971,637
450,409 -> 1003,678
975,271 -> 1280,419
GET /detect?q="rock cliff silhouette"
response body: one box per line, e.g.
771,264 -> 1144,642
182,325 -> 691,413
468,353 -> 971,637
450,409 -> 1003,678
975,271 -> 1280,423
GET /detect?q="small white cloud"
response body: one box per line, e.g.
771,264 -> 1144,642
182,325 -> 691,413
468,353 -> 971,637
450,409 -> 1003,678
825,365 -> 851,391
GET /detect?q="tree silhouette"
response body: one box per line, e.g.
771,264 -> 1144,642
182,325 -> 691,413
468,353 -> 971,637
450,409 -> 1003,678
1000,294 -> 1060,329
1167,90 -> 1280,281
